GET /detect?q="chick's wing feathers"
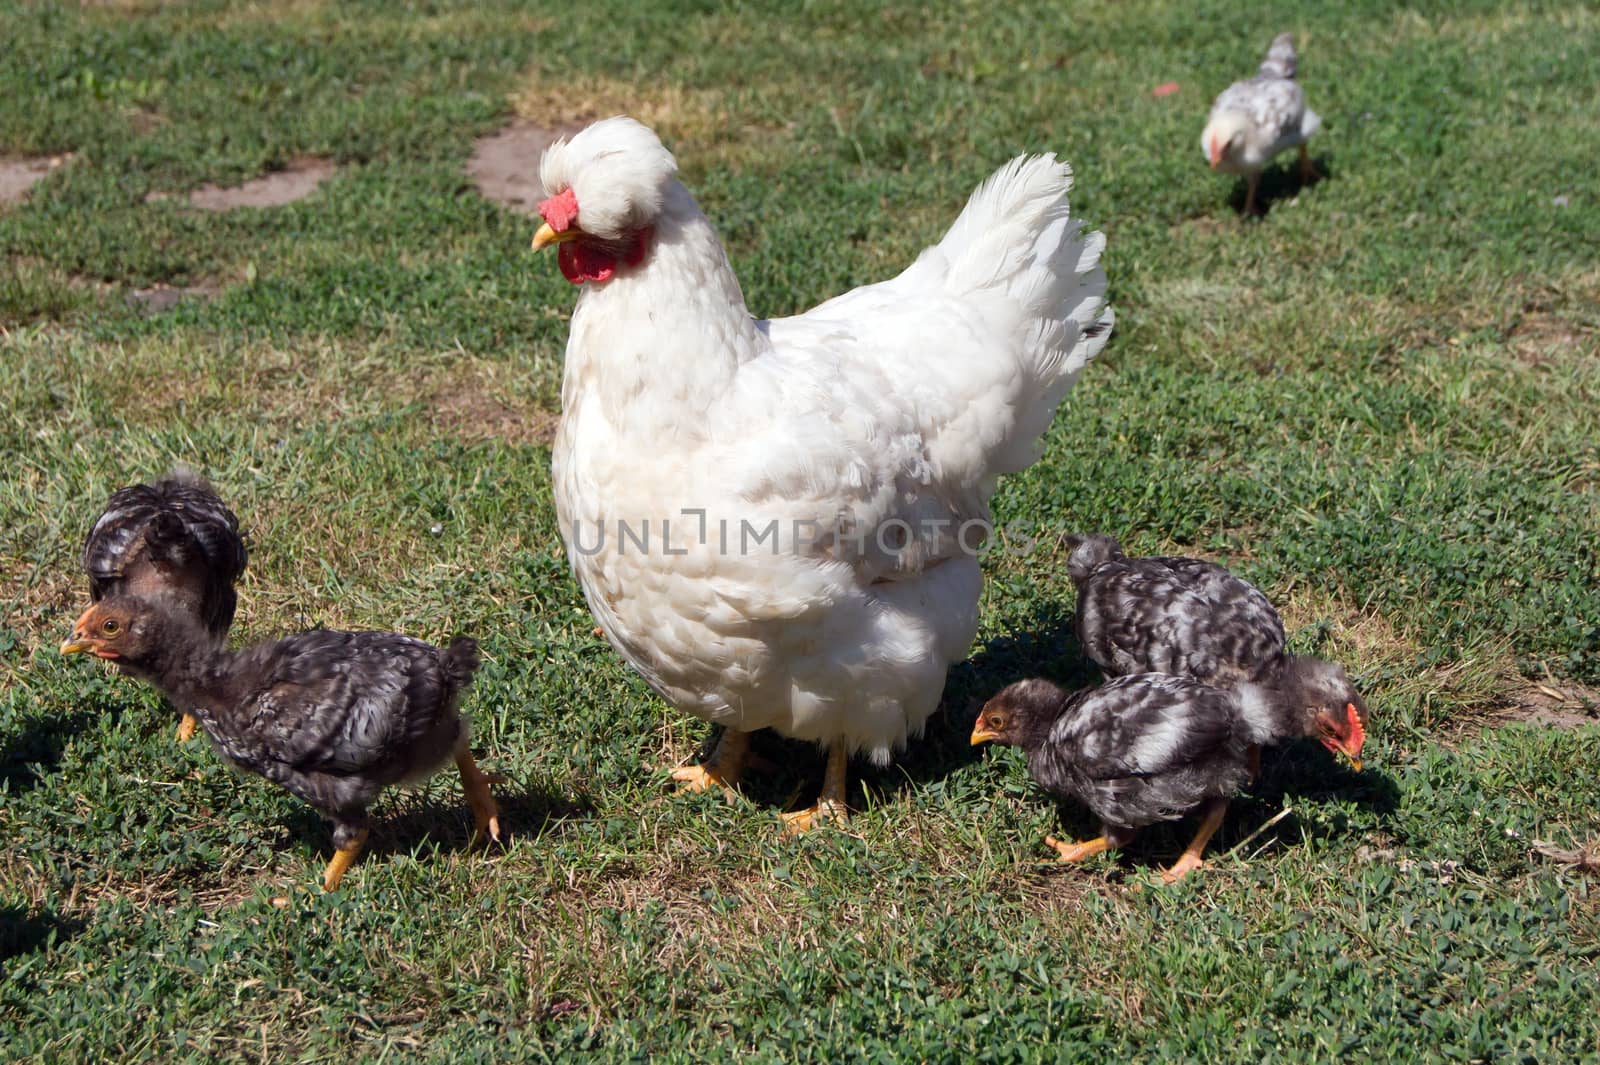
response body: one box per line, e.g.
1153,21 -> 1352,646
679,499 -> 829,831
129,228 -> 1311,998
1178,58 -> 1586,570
230,632 -> 467,777
1074,556 -> 1286,683
1031,675 -> 1251,830
83,471 -> 248,635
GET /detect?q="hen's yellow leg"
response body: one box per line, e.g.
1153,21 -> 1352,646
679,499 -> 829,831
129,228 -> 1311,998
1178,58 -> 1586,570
1044,835 -> 1113,863
455,748 -> 504,846
671,728 -> 750,797
321,827 -> 370,892
780,738 -> 848,835
1160,798 -> 1229,884
176,713 -> 199,743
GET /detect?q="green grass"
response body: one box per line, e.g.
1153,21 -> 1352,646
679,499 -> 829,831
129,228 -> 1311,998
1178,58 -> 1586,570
3,0 -> 1599,1060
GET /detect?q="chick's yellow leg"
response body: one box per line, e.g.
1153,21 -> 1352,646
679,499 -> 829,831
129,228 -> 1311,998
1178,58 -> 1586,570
455,747 -> 504,846
321,826 -> 370,892
780,738 -> 849,835
1247,744 -> 1262,784
1044,835 -> 1113,863
1160,798 -> 1229,884
1243,172 -> 1260,217
671,728 -> 750,797
176,713 -> 198,743
1298,143 -> 1316,184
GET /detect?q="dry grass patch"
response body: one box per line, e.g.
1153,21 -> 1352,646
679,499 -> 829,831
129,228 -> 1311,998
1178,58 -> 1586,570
507,70 -> 795,175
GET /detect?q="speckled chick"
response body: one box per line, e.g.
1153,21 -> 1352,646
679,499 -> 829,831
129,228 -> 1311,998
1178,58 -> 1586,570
1066,533 -> 1367,773
61,595 -> 501,891
1202,32 -> 1321,214
972,674 -> 1256,882
82,469 -> 249,741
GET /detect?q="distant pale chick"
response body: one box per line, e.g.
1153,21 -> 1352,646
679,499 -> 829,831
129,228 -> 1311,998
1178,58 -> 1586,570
1202,32 -> 1321,215
972,671 -> 1364,882
82,469 -> 248,742
1066,533 -> 1368,777
62,596 -> 502,891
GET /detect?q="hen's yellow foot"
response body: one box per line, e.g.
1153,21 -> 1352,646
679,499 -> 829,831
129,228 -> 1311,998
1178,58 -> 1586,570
780,798 -> 848,836
176,713 -> 198,743
671,762 -> 740,796
1044,834 -> 1111,863
671,728 -> 751,798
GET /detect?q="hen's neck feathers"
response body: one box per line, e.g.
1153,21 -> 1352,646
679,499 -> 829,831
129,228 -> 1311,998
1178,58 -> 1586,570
564,181 -> 765,437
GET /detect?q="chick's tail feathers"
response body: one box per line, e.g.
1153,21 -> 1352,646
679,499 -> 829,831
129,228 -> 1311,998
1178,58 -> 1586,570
1260,32 -> 1297,79
933,153 -> 1113,475
441,636 -> 482,693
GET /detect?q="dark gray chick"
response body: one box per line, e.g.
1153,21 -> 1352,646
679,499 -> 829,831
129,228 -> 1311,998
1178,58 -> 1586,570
972,674 -> 1256,882
82,469 -> 249,741
1066,533 -> 1367,776
62,596 -> 502,891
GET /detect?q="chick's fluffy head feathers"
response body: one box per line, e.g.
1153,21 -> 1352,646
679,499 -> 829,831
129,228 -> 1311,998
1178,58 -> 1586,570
538,116 -> 679,241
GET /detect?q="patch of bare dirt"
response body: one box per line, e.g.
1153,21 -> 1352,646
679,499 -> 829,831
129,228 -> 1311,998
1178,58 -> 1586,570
1508,311 -> 1595,366
124,280 -> 221,315
0,154 -> 71,206
147,157 -> 337,210
466,120 -> 580,215
429,369 -> 558,446
1495,681 -> 1600,731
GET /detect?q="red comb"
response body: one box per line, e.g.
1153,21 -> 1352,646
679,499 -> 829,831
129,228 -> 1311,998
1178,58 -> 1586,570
1345,703 -> 1366,755
539,187 -> 579,232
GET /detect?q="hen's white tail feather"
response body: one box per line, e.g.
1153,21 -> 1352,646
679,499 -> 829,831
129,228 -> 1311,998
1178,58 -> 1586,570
933,153 -> 1113,474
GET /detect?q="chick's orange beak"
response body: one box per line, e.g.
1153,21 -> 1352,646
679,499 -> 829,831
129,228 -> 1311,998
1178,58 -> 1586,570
1207,137 -> 1222,169
531,223 -> 580,252
59,635 -> 93,655
970,723 -> 999,746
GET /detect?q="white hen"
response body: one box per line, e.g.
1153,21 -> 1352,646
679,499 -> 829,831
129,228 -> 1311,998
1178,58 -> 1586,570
532,117 -> 1112,831
1202,33 -> 1321,215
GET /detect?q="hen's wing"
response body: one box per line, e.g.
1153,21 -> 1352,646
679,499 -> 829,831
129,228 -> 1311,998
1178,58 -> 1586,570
743,156 -> 1112,585
84,470 -> 248,635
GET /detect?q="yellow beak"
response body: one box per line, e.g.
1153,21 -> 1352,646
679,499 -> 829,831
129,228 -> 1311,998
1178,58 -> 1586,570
970,726 -> 999,747
532,223 -> 580,252
60,638 -> 93,655
1346,756 -> 1363,773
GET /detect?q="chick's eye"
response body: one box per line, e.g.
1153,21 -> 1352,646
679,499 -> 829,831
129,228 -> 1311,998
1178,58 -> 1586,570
102,619 -> 119,635
989,714 -> 1006,731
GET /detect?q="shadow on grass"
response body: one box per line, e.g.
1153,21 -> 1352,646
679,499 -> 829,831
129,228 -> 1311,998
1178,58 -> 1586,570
278,776 -> 595,865
1229,151 -> 1334,217
718,602 -> 1102,814
0,710 -> 96,796
1036,743 -> 1400,879
0,905 -> 85,962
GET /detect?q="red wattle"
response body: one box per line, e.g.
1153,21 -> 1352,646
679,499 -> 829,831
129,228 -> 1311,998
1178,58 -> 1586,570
559,242 -> 616,284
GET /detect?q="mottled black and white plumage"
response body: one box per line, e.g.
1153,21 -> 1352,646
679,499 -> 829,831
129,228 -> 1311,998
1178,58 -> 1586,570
83,470 -> 248,637
973,675 -> 1254,880
989,675 -> 1250,836
1068,534 -> 1286,686
61,596 -> 500,890
1066,533 -> 1369,762
1202,32 -> 1321,214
